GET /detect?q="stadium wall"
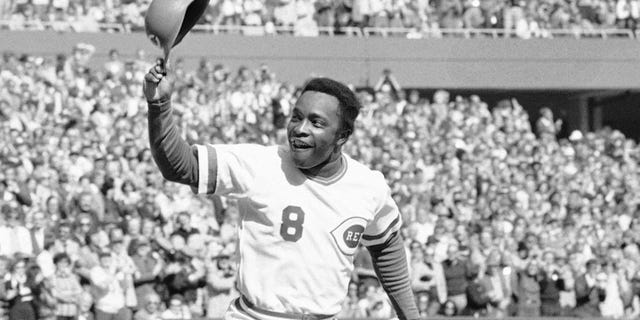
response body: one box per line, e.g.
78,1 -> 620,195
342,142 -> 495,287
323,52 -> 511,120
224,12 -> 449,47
2,31 -> 640,90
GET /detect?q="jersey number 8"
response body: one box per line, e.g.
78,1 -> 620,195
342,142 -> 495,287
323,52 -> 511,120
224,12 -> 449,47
280,206 -> 305,242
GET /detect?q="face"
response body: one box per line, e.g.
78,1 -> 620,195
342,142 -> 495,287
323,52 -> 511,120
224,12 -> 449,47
58,226 -> 71,239
13,261 -> 26,276
146,295 -> 161,313
99,255 -> 112,269
33,211 -> 46,229
447,244 -> 459,259
127,219 -> 140,235
56,259 -> 72,275
287,91 -> 344,170
169,298 -> 182,313
79,218 -> 92,233
78,194 -> 92,212
178,214 -> 190,228
443,302 -> 456,316
137,244 -> 151,257
141,220 -> 155,237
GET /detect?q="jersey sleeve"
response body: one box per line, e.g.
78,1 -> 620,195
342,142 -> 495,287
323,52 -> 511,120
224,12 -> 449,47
192,143 -> 262,198
361,174 -> 402,247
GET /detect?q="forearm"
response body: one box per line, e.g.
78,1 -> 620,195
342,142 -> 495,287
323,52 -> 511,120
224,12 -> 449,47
209,275 -> 235,291
147,98 -> 199,186
368,231 -> 419,320
134,272 -> 157,285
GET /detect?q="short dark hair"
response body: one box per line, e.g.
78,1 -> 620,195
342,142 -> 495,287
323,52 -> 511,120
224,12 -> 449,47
53,253 -> 71,265
586,258 -> 599,269
301,78 -> 361,139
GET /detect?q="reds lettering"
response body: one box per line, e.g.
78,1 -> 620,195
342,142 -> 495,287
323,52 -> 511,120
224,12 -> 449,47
345,231 -> 361,242
343,225 -> 365,248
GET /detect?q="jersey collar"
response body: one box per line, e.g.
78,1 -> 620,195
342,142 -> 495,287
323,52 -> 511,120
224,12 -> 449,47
305,154 -> 348,185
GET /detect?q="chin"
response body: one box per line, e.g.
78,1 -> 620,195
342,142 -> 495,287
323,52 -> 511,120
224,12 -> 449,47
291,156 -> 312,169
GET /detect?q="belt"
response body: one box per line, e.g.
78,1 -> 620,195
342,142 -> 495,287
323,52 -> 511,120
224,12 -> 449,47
237,295 -> 334,320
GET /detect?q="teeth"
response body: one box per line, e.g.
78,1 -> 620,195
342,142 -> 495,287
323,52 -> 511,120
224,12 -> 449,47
293,141 -> 311,148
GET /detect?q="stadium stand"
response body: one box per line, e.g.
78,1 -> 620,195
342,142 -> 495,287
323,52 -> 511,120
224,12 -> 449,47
0,0 -> 639,38
1,44 -> 640,320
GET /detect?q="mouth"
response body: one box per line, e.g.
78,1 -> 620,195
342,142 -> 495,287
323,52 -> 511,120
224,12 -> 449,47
290,139 -> 313,151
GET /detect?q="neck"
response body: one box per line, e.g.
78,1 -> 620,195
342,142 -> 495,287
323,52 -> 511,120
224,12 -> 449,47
301,151 -> 343,179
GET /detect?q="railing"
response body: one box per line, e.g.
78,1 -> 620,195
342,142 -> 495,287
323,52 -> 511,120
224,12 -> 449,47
0,20 -> 637,39
169,317 -> 621,320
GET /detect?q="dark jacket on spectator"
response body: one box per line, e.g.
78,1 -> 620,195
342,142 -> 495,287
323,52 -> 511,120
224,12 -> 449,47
442,258 -> 472,296
161,269 -> 206,305
572,274 -> 606,317
512,271 -> 541,317
461,279 -> 490,316
539,271 -> 565,316
132,253 -> 161,309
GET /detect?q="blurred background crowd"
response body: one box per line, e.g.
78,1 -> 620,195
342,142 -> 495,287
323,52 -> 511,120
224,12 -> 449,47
0,43 -> 640,320
0,0 -> 639,37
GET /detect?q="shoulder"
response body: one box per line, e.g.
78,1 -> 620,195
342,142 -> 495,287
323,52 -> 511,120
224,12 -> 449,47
344,154 -> 387,186
213,143 -> 277,157
208,144 -> 281,171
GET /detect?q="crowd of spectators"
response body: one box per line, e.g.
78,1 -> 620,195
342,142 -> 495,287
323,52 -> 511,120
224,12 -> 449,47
1,0 -> 639,37
1,43 -> 640,320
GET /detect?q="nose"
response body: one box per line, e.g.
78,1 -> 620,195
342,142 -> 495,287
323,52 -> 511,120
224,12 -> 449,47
292,119 -> 311,136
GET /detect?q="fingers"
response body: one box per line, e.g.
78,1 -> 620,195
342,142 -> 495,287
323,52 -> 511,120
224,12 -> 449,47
156,58 -> 169,75
144,71 -> 162,84
145,65 -> 165,84
145,58 -> 167,82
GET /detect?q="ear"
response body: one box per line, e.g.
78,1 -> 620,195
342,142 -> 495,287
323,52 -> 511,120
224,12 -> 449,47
336,129 -> 351,147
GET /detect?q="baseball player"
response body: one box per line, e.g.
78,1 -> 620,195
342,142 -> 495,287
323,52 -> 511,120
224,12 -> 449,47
143,60 -> 419,320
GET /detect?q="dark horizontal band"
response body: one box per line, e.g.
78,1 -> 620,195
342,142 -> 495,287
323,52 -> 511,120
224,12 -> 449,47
361,215 -> 400,241
239,295 -> 333,320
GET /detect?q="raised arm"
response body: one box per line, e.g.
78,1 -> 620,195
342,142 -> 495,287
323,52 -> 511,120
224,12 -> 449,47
143,60 -> 201,188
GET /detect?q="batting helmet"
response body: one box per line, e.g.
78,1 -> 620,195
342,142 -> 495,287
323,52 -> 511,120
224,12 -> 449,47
144,0 -> 210,53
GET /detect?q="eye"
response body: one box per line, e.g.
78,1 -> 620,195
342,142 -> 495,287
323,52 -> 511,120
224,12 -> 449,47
290,112 -> 302,122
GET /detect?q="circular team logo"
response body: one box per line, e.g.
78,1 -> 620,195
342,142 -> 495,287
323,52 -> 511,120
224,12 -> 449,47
343,225 -> 365,249
331,217 -> 367,256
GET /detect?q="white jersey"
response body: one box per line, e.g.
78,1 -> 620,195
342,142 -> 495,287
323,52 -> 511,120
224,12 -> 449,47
194,144 -> 401,316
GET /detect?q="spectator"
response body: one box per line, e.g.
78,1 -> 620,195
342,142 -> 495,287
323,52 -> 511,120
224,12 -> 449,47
51,253 -> 83,320
5,257 -> 36,320
205,254 -> 237,318
461,264 -> 490,316
410,245 -> 447,315
482,251 -> 511,317
512,261 -> 542,316
0,207 -> 14,257
109,235 -> 138,313
161,294 -> 191,320
538,251 -> 567,316
338,282 -> 365,318
54,222 -> 82,263
170,212 -> 199,244
536,107 -> 562,141
27,264 -> 56,320
104,49 -> 125,80
439,299 -> 458,316
133,292 -> 162,320
572,259 -> 607,317
442,242 -> 472,313
357,284 -> 393,318
131,237 -> 163,311
90,251 -> 129,320
599,261 -> 625,318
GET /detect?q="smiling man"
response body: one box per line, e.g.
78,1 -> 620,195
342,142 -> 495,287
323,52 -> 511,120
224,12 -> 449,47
143,60 -> 419,320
